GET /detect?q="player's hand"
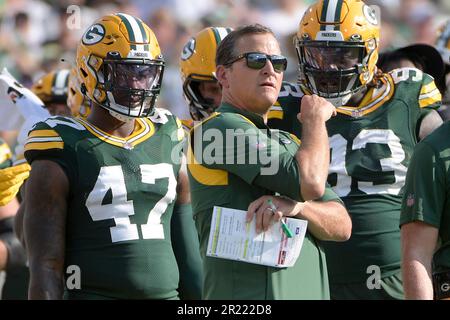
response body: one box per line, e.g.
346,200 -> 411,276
0,163 -> 31,206
297,94 -> 336,123
246,195 -> 304,233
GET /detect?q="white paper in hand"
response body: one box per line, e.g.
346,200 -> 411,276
0,68 -> 49,131
207,206 -> 308,268
0,68 -> 52,164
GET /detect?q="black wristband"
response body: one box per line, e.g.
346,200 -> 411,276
0,217 -> 27,271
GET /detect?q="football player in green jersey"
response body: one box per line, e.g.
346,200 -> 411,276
23,13 -> 201,299
267,0 -> 444,299
188,24 -> 351,299
31,69 -> 72,117
400,122 -> 450,300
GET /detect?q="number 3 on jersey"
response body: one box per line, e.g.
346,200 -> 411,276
86,164 -> 176,243
329,129 -> 407,197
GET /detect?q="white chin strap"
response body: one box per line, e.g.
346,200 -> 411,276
109,110 -> 135,123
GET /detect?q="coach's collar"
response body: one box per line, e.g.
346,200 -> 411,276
218,103 -> 267,129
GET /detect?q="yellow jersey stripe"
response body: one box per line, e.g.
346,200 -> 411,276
337,75 -> 394,116
28,129 -> 60,138
289,134 -> 301,145
267,110 -> 284,120
419,88 -> 441,100
129,118 -> 156,145
419,95 -> 441,108
75,118 -> 155,148
419,81 -> 438,95
186,143 -> 228,186
181,119 -> 194,135
127,118 -> 154,144
76,118 -> 146,142
25,141 -> 64,152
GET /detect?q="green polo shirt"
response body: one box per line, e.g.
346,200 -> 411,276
187,102 -> 342,299
401,121 -> 450,274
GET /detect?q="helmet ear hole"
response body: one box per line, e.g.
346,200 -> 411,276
80,67 -> 88,79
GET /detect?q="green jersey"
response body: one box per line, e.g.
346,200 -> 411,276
187,103 -> 342,299
268,68 -> 441,283
0,138 -> 12,169
24,108 -> 185,299
400,121 -> 450,274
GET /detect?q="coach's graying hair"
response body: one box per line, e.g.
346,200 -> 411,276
215,24 -> 275,67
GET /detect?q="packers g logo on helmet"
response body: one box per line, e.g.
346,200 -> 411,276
181,38 -> 196,61
82,24 -> 105,45
362,5 -> 378,26
294,0 -> 380,106
76,13 -> 165,121
179,27 -> 232,120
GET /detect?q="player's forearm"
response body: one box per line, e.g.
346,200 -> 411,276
26,215 -> 66,300
297,201 -> 351,241
296,120 -> 329,200
26,223 -> 66,300
28,264 -> 64,299
24,159 -> 68,299
401,222 -> 438,299
402,260 -> 434,300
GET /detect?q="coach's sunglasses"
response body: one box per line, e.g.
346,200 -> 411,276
225,52 -> 288,73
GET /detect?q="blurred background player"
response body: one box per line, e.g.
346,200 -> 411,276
179,26 -> 232,131
31,69 -> 71,117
